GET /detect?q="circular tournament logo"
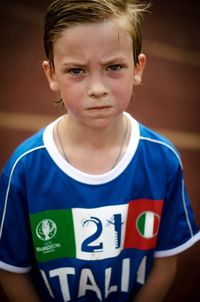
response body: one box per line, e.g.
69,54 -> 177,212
136,211 -> 160,238
36,219 -> 57,241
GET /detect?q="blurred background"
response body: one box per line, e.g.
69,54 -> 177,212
0,0 -> 199,301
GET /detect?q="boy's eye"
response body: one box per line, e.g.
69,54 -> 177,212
68,67 -> 83,75
108,64 -> 123,71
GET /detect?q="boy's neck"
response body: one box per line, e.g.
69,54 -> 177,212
63,113 -> 126,147
54,113 -> 130,174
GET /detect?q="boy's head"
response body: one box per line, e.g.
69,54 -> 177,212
44,0 -> 150,68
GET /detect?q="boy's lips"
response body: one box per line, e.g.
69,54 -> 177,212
86,105 -> 112,110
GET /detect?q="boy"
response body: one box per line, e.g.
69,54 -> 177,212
0,0 -> 199,301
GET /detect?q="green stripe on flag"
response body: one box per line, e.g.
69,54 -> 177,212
138,212 -> 146,235
30,209 -> 76,261
65,209 -> 76,257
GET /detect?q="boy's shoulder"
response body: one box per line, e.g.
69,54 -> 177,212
139,123 -> 178,152
14,127 -> 45,155
138,122 -> 182,168
2,128 -> 46,175
139,123 -> 174,146
16,128 -> 45,152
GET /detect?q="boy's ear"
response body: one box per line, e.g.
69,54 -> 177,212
133,53 -> 146,86
42,60 -> 60,92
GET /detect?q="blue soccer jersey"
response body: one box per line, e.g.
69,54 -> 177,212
0,112 -> 199,302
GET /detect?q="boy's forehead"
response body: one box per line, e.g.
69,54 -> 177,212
53,20 -> 133,58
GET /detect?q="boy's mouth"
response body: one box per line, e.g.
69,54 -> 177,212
87,105 -> 112,110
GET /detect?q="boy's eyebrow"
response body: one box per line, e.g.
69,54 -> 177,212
101,55 -> 128,64
62,62 -> 86,67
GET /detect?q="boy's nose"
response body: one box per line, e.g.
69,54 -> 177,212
87,76 -> 108,98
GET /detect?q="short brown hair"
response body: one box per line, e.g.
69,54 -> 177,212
44,0 -> 150,68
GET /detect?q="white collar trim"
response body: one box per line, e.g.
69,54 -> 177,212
43,112 -> 139,185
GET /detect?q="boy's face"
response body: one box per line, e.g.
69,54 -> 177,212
43,20 -> 146,128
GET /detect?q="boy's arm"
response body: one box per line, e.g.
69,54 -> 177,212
133,256 -> 177,302
0,270 -> 42,302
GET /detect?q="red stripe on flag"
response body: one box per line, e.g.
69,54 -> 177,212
153,214 -> 160,235
124,199 -> 163,250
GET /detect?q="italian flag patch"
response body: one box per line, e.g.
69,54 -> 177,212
124,199 -> 163,250
137,211 -> 160,238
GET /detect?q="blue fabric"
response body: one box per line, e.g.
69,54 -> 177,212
0,116 -> 199,301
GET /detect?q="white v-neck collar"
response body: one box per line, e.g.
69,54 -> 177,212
43,112 -> 140,185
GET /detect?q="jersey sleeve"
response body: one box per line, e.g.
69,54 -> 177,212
0,162 -> 34,273
155,163 -> 200,257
